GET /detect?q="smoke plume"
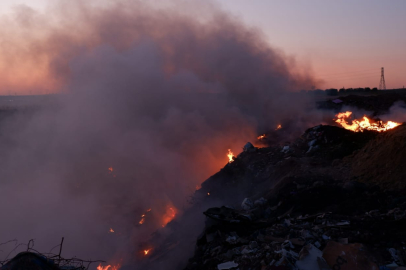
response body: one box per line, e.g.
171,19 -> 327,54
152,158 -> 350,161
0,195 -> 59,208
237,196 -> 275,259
0,1 -> 318,269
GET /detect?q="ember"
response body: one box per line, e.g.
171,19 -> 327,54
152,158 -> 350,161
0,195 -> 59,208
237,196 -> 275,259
276,124 -> 282,130
161,206 -> 177,227
335,111 -> 400,132
143,249 -> 152,255
108,167 -> 113,173
257,134 -> 266,140
109,228 -> 114,233
227,149 -> 234,163
97,263 -> 120,270
138,209 -> 151,225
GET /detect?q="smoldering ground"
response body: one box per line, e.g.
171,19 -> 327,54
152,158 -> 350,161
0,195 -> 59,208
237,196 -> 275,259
0,1 -> 321,269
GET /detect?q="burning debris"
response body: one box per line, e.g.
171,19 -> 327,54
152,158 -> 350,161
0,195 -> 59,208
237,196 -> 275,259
109,228 -> 114,233
97,264 -> 120,270
227,149 -> 235,163
335,111 -> 400,132
184,121 -> 406,270
161,206 -> 177,228
138,208 -> 152,225
257,134 -> 266,140
275,124 -> 282,130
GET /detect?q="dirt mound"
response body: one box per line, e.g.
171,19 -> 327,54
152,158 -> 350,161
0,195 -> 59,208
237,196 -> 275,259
349,124 -> 406,189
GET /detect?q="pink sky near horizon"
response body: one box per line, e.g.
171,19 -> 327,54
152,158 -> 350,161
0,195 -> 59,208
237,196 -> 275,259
219,0 -> 406,90
0,0 -> 405,93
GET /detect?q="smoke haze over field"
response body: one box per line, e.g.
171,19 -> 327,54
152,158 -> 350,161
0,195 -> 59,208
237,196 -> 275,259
0,1 -> 319,268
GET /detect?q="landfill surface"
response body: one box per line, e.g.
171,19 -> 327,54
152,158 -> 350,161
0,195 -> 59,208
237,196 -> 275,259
184,124 -> 406,270
182,94 -> 406,270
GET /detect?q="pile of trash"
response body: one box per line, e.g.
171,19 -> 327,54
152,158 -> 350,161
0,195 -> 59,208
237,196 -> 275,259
186,123 -> 406,269
186,182 -> 406,270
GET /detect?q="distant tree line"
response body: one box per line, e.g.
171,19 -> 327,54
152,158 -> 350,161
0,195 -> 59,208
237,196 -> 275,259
301,87 -> 379,96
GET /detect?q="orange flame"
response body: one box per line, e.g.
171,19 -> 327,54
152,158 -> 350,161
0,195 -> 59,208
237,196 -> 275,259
108,167 -> 113,173
139,217 -> 145,225
335,111 -> 400,132
109,228 -> 114,233
257,134 -> 266,140
143,249 -> 152,255
97,263 -> 120,270
227,149 -> 234,163
162,206 -> 177,227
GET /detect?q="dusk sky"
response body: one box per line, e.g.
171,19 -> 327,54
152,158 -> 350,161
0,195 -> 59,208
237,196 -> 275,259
0,0 -> 405,92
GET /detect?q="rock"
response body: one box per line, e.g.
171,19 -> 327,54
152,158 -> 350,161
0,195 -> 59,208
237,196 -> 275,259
322,241 -> 379,270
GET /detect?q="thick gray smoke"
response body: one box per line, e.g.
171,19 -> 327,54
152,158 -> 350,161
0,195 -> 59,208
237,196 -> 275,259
0,1 -> 319,269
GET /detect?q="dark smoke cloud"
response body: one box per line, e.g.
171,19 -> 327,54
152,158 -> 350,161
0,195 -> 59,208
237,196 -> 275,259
0,1 -> 319,269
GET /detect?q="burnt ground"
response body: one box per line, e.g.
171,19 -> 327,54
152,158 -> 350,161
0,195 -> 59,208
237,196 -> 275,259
182,124 -> 406,270
178,93 -> 406,270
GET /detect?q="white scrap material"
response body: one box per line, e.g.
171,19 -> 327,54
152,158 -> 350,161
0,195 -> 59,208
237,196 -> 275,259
296,244 -> 327,270
241,198 -> 254,210
217,261 -> 239,270
281,145 -> 290,153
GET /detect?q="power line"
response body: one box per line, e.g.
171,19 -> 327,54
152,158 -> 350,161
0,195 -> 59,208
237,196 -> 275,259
325,74 -> 378,83
320,71 -> 378,80
317,68 -> 378,77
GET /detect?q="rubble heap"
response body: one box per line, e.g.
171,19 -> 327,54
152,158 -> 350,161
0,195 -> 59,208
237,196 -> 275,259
186,124 -> 406,270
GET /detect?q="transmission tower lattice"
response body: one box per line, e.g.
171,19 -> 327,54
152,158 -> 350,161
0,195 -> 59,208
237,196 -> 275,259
379,67 -> 386,90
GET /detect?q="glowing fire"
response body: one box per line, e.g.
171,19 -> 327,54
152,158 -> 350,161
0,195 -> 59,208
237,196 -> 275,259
257,134 -> 266,140
207,192 -> 210,196
276,124 -> 282,130
161,206 -> 177,227
108,167 -> 113,172
138,209 -> 151,225
97,264 -> 120,270
227,149 -> 234,163
109,228 -> 114,233
335,111 -> 400,132
143,249 -> 152,255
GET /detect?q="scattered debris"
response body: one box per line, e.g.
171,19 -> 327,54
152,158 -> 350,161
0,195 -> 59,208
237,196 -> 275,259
243,142 -> 255,152
217,261 -> 238,269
